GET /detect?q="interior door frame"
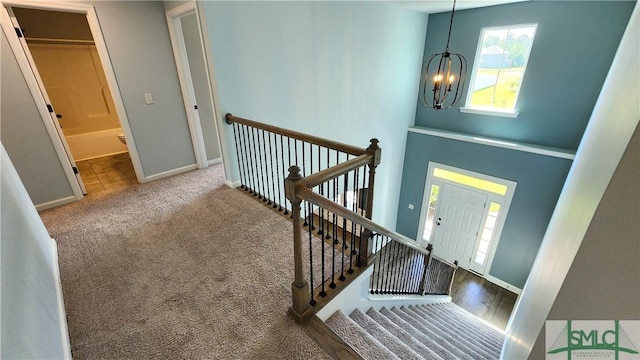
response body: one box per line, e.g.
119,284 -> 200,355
166,2 -> 209,169
0,1 -> 145,196
417,162 -> 517,278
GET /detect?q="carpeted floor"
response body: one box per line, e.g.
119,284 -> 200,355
39,164 -> 330,359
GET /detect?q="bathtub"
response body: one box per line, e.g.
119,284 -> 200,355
65,127 -> 128,161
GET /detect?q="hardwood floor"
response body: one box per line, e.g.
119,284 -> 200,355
449,268 -> 518,330
76,152 -> 137,194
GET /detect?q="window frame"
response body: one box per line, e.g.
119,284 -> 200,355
461,23 -> 538,117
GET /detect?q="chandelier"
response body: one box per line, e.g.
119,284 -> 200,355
419,0 -> 467,110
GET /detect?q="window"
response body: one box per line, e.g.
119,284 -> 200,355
463,24 -> 537,115
421,184 -> 440,242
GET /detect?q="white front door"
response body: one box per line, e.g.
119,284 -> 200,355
431,183 -> 487,269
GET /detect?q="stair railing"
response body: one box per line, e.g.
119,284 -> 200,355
225,113 -> 379,221
225,114 -> 458,322
285,165 -> 459,321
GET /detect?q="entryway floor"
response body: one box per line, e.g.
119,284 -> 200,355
76,152 -> 137,194
450,268 -> 518,330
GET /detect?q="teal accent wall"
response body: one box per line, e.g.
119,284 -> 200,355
396,0 -> 635,289
416,1 -> 635,150
204,1 -> 427,228
396,132 -> 573,288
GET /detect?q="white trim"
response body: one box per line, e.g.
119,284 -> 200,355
225,179 -> 241,188
35,196 -> 76,211
416,162 -> 516,280
1,1 -> 147,187
50,238 -> 72,360
196,1 -> 233,184
166,2 -> 208,169
484,274 -> 522,295
143,164 -> 197,182
464,23 -> 538,113
207,157 -> 222,166
409,126 -> 576,160
1,6 -> 85,200
315,265 -> 453,322
459,107 -> 519,118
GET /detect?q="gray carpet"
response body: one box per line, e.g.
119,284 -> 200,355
40,164 -> 330,359
326,303 -> 505,360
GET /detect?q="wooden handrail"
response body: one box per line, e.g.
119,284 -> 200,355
302,153 -> 373,189
296,187 -> 430,257
225,113 -> 367,156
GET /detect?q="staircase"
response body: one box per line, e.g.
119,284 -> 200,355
325,302 -> 504,360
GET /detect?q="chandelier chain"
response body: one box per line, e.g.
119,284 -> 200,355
445,0 -> 458,52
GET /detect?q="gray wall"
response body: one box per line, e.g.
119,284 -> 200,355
396,132 -> 572,288
528,122 -> 640,359
2,1 -> 200,207
86,1 -> 196,175
0,31 -> 75,205
416,1 -> 634,150
1,145 -> 69,359
181,12 -> 221,161
203,1 -> 428,228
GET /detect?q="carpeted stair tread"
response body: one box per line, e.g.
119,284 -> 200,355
348,308 -> 425,360
365,308 -> 446,360
326,310 -> 400,360
393,306 -> 492,360
404,305 -> 500,356
409,305 -> 503,353
422,302 -> 505,340
379,307 -> 474,360
414,304 -> 504,351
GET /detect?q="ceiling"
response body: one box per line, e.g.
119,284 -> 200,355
392,0 -> 528,14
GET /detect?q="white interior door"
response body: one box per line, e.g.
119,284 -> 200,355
431,183 -> 488,268
4,7 -> 87,195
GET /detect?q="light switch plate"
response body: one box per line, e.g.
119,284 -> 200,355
144,93 -> 154,104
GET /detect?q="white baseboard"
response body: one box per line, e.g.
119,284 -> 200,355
143,164 -> 198,183
51,238 -> 72,360
485,274 -> 522,295
207,157 -> 222,166
35,196 -> 77,211
225,179 -> 241,188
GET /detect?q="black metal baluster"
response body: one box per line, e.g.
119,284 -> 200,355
325,147 -> 332,240
385,239 -> 396,293
248,127 -> 260,197
348,168 -> 358,274
308,201 -> 316,306
252,127 -> 264,199
231,122 -> 246,189
375,235 -> 385,293
319,204 -> 327,298
330,207 -> 337,289
260,130 -> 270,204
267,132 -> 277,208
240,125 -> 253,193
394,241 -> 404,293
294,139 -> 299,219
339,172 -> 347,282
275,134 -> 283,211
302,142 -> 309,227
317,145 -> 324,235
282,135 -> 290,214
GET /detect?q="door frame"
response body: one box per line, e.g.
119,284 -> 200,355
0,1 -> 145,197
417,162 -> 517,277
166,2 -> 210,169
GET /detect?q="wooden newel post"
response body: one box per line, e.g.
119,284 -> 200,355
418,244 -> 434,295
364,138 -> 381,220
448,260 -> 459,296
284,166 -> 311,320
357,228 -> 376,267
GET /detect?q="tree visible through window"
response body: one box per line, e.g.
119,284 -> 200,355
466,24 -> 537,112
